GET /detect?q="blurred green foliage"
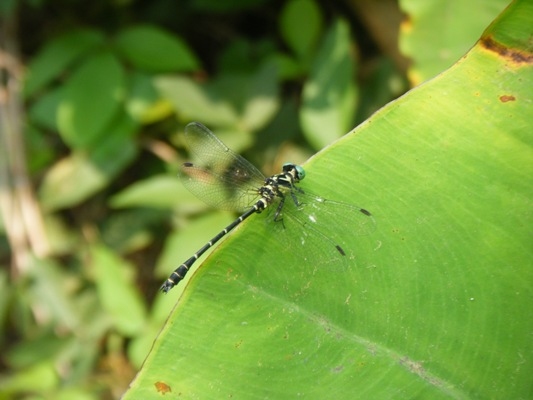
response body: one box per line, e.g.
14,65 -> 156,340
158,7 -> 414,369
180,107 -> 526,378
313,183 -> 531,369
0,0 -> 513,399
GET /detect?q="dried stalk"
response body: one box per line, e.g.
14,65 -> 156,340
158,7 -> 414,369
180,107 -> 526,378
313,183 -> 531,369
0,11 -> 50,276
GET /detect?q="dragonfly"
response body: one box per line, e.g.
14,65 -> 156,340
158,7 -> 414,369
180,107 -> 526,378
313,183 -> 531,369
160,122 -> 375,293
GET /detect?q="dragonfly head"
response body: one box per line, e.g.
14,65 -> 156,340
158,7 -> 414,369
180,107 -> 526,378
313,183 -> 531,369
282,163 -> 306,181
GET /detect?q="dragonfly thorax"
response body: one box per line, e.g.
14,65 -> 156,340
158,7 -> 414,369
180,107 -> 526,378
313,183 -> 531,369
253,164 -> 303,212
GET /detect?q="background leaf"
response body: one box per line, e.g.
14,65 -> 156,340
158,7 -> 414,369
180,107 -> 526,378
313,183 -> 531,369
300,19 -> 358,150
240,60 -> 280,131
57,51 -> 125,149
154,76 -> 239,127
24,29 -> 104,97
91,245 -> 147,336
280,0 -> 323,60
114,25 -> 200,73
109,175 -> 187,209
399,0 -> 511,84
40,114 -> 137,211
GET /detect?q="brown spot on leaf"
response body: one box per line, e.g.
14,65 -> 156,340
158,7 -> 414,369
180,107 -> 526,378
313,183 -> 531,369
500,95 -> 516,102
155,381 -> 171,394
480,36 -> 533,65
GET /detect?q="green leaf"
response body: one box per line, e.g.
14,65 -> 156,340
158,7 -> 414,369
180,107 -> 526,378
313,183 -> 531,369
100,209 -> 169,254
57,51 -> 125,149
109,175 -> 189,209
114,25 -> 199,73
155,60 -> 279,132
240,60 -> 280,131
356,57 -> 407,123
24,29 -> 105,97
28,86 -> 63,131
0,362 -> 58,394
40,114 -> 138,211
110,175 -> 197,208
91,244 -> 147,336
280,0 -> 323,59
154,75 -> 239,126
0,0 -> 16,15
4,332 -> 65,369
399,0 -> 510,84
26,257 -> 81,331
300,19 -> 358,150
269,52 -> 305,80
125,72 -> 173,124
218,39 -> 261,73
25,125 -> 56,173
125,1 -> 533,398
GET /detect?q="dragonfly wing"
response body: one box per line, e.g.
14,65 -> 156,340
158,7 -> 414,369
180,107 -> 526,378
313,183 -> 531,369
295,191 -> 377,237
184,123 -> 265,182
180,163 -> 262,211
180,123 -> 266,211
265,189 -> 376,265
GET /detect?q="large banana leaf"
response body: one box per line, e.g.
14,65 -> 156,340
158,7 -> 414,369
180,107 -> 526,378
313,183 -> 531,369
124,1 -> 532,398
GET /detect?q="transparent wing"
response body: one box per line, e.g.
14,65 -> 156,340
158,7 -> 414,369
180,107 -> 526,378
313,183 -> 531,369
293,190 -> 376,237
179,122 -> 266,212
265,189 -> 376,269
